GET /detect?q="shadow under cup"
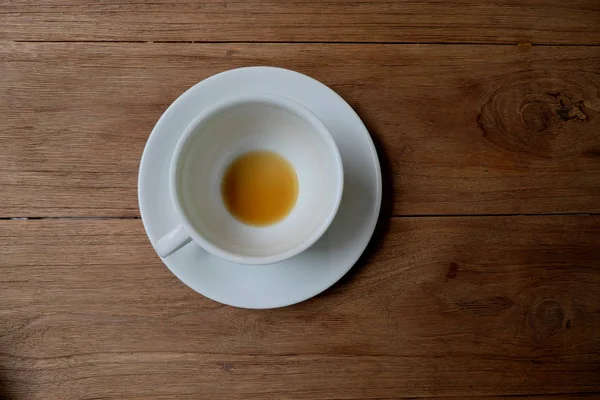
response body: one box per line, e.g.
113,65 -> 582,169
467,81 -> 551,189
172,96 -> 344,264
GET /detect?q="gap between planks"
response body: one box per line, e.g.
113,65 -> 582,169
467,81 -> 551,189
6,40 -> 600,47
0,213 -> 598,221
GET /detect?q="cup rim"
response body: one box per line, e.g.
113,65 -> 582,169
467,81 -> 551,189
169,93 -> 344,265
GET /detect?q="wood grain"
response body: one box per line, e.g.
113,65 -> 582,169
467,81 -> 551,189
1,0 -> 599,44
1,42 -> 600,217
1,217 -> 599,399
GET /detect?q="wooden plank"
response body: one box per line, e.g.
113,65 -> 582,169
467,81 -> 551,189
1,217 -> 599,399
1,43 -> 600,217
0,0 -> 599,44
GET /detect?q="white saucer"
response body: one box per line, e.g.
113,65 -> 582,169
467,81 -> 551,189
138,67 -> 382,309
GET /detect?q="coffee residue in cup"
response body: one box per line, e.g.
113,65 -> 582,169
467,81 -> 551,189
221,150 -> 298,226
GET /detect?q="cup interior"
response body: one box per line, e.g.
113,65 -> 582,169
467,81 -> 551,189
172,96 -> 343,264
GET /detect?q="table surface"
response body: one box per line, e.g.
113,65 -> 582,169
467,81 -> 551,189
1,1 -> 600,399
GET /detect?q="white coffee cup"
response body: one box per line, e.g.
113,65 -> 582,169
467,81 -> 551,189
156,94 -> 344,265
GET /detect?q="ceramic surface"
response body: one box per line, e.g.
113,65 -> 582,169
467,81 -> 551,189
138,67 -> 382,309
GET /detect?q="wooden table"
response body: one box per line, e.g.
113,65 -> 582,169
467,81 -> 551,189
1,1 -> 600,399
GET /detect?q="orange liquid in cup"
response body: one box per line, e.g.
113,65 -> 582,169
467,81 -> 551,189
221,150 -> 299,226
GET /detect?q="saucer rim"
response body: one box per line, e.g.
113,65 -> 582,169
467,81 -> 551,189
138,66 -> 382,309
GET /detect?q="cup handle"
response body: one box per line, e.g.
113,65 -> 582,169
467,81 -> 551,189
156,225 -> 192,258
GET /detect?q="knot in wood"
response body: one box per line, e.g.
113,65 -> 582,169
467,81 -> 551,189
529,299 -> 565,336
519,99 -> 552,132
476,72 -> 598,158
